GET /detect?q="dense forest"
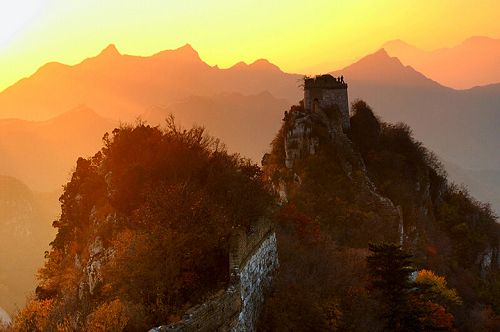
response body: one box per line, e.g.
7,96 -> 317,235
5,100 -> 500,331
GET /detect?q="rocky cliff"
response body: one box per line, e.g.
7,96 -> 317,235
265,104 -> 401,247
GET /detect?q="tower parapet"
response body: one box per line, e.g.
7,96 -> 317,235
304,74 -> 349,131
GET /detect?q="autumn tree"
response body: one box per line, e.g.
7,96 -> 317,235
15,121 -> 273,330
10,298 -> 54,331
368,244 -> 462,331
414,269 -> 461,330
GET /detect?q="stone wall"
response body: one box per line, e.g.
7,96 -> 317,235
150,219 -> 278,332
235,231 -> 278,331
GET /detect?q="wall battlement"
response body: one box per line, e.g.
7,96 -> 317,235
150,219 -> 278,332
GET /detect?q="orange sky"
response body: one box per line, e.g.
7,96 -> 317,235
1,0 -> 500,91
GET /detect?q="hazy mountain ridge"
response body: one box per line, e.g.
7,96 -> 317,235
331,48 -> 500,171
329,49 -> 500,214
0,176 -> 58,315
384,36 -> 500,89
333,48 -> 445,88
1,43 -> 499,213
143,91 -> 290,162
0,44 -> 301,121
0,106 -> 116,191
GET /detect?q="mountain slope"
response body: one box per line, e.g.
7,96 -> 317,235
143,92 -> 289,162
260,100 -> 500,330
1,44 -> 499,213
0,106 -> 116,191
2,43 -> 498,173
0,91 -> 288,192
11,124 -> 273,331
0,176 -> 58,314
335,49 -> 443,88
331,49 -> 500,172
384,36 -> 500,89
0,44 -> 302,121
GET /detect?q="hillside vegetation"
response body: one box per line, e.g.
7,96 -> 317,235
259,100 -> 499,331
10,120 -> 271,331
6,100 -> 499,331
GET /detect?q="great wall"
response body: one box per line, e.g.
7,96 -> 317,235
150,219 -> 279,332
151,75 -> 352,331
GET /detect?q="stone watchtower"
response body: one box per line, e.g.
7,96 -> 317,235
304,74 -> 349,131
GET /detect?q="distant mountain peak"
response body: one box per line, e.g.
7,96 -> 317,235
179,43 -> 195,51
229,59 -> 282,72
358,48 -> 402,66
33,61 -> 69,76
47,105 -> 106,125
98,44 -> 121,57
174,43 -> 201,60
383,39 -> 410,47
331,48 -> 440,87
372,48 -> 390,58
383,39 -> 420,52
461,35 -> 498,46
249,59 -> 281,71
151,43 -> 202,63
381,35 -> 500,89
230,61 -> 248,69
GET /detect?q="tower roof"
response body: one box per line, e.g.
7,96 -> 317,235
304,74 -> 347,89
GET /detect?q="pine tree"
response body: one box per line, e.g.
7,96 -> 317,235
367,242 -> 420,331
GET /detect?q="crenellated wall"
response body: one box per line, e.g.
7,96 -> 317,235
150,219 -> 278,332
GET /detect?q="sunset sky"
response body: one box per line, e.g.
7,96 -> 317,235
1,0 -> 500,91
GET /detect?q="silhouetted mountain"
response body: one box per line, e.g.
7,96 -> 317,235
0,44 -> 301,121
0,106 -> 116,191
334,48 -> 443,88
384,36 -> 500,89
331,49 -> 500,172
0,43 -> 499,214
143,91 -> 289,162
0,176 -> 58,314
0,91 -> 288,192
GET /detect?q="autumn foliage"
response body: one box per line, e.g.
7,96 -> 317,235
12,120 -> 272,330
259,100 -> 499,331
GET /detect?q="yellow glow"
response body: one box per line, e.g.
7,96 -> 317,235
0,0 -> 45,49
1,0 -> 500,91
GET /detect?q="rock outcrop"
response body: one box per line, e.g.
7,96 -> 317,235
282,105 -> 401,240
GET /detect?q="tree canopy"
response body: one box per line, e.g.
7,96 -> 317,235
12,120 -> 272,331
